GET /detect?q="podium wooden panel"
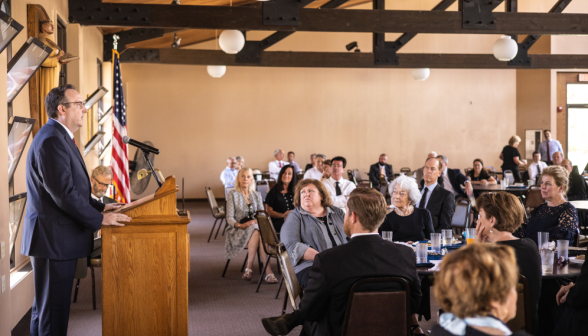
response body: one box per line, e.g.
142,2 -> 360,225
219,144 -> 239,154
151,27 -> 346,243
102,176 -> 190,336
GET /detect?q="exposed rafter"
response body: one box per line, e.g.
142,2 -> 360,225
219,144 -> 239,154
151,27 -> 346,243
69,0 -> 588,35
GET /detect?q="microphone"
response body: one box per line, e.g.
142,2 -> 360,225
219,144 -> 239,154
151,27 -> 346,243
122,136 -> 160,155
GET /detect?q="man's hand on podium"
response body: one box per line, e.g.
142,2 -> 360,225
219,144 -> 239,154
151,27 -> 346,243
103,203 -> 124,212
102,213 -> 131,226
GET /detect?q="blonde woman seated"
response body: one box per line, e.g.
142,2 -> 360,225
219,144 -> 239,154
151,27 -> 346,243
432,243 -> 530,336
379,175 -> 434,243
225,168 -> 277,283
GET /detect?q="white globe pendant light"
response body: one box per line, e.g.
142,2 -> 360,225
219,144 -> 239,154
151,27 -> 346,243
412,68 -> 430,81
493,35 -> 518,61
207,65 -> 226,78
219,30 -> 245,54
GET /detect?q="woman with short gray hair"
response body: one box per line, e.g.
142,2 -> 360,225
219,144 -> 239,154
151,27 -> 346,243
379,175 -> 434,243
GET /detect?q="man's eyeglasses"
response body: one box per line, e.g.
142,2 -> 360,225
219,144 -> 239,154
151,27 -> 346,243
62,101 -> 85,109
93,179 -> 112,188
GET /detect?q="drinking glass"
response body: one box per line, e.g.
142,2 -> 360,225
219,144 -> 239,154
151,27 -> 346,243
416,242 -> 428,264
538,232 -> 549,250
382,231 -> 393,242
527,180 -> 534,186
557,240 -> 569,264
541,249 -> 554,274
466,228 -> 476,245
500,179 -> 507,190
431,233 -> 441,254
442,229 -> 453,246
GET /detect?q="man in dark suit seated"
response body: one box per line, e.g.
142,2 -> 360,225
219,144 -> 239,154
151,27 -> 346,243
436,155 -> 473,199
262,188 -> 422,336
562,159 -> 588,201
368,153 -> 394,194
22,84 -> 131,336
419,157 -> 455,233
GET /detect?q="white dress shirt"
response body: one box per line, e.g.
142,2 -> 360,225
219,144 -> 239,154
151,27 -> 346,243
303,167 -> 323,180
54,119 -> 74,139
322,176 -> 356,208
528,161 -> 548,180
91,193 -> 103,203
268,160 -> 289,180
441,170 -> 457,196
350,232 -> 380,239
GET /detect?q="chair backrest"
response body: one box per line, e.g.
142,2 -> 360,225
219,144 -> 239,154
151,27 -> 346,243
341,277 -> 411,336
524,186 -> 544,209
451,198 -> 471,232
347,170 -> 354,181
464,168 -> 473,177
257,182 -> 270,202
205,187 -> 221,217
297,172 -> 305,181
504,170 -> 514,185
400,167 -> 411,174
277,246 -> 302,311
224,187 -> 235,201
506,275 -> 532,334
268,180 -> 276,190
535,174 -> 542,186
352,169 -> 363,182
262,171 -> 270,180
255,211 -> 281,256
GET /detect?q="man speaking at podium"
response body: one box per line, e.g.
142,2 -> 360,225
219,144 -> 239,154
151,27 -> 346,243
21,84 -> 131,336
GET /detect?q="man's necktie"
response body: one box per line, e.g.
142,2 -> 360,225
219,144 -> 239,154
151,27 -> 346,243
335,182 -> 342,196
279,161 -> 282,168
546,141 -> 551,163
537,164 -> 541,176
72,137 -> 76,145
419,187 -> 429,209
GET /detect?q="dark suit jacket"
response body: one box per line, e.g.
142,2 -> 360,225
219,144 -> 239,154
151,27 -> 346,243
563,250 -> 588,336
22,119 -> 105,260
419,183 -> 456,232
368,163 -> 394,189
299,235 -> 421,336
440,168 -> 469,199
568,166 -> 588,201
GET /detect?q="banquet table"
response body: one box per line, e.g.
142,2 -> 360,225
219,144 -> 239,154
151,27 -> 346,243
472,184 -> 529,196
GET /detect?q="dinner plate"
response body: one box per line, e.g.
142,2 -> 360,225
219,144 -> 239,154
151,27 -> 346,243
570,256 -> 585,265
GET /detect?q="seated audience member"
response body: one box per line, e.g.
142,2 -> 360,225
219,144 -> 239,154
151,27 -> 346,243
562,159 -> 588,201
515,165 -> 579,246
538,129 -> 563,165
369,153 -> 394,192
265,165 -> 298,233
305,154 -> 316,172
551,151 -> 564,166
303,154 -> 326,180
437,155 -> 473,198
467,159 -> 497,185
269,149 -> 289,180
225,168 -> 278,283
415,151 -> 437,184
380,175 -> 434,242
322,156 -> 356,208
432,244 -> 529,336
236,156 -> 245,169
262,188 -> 422,336
419,157 -> 455,232
528,151 -> 548,182
220,157 -> 238,188
281,179 -> 346,288
286,151 -> 301,173
321,159 -> 331,180
500,135 -> 527,182
553,249 -> 588,336
474,192 -> 542,334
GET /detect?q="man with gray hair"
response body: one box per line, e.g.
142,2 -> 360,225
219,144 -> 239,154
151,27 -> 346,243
236,156 -> 245,169
436,155 -> 472,199
91,165 -> 117,204
220,157 -> 238,187
304,154 -> 326,180
269,149 -> 289,180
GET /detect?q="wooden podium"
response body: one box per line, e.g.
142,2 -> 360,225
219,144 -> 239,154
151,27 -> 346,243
102,176 -> 190,336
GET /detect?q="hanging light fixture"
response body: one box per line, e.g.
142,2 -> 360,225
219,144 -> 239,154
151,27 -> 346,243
493,35 -> 518,61
207,65 -> 226,78
412,68 -> 430,81
219,30 -> 245,54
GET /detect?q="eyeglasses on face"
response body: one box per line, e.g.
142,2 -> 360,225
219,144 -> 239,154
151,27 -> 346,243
62,101 -> 85,109
93,178 -> 112,188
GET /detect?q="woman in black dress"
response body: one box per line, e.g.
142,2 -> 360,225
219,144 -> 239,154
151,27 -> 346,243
474,192 -> 542,334
467,158 -> 497,185
265,165 -> 298,233
499,135 -> 527,182
379,175 -> 434,243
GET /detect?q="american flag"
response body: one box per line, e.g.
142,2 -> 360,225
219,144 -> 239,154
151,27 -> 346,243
110,50 -> 131,203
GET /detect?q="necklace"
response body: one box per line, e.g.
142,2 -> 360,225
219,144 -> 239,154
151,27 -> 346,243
394,205 -> 414,216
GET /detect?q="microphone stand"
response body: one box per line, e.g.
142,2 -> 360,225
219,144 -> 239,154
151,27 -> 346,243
142,149 -> 163,188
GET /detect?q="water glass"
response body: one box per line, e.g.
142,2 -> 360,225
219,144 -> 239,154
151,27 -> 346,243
527,179 -> 534,186
382,231 -> 393,242
466,228 -> 476,244
557,240 -> 569,263
431,233 -> 442,254
442,229 -> 453,246
500,179 -> 507,190
416,242 -> 428,264
541,249 -> 555,274
538,232 -> 549,250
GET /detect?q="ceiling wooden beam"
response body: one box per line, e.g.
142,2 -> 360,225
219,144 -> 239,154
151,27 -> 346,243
118,48 -> 588,69
69,1 -> 588,35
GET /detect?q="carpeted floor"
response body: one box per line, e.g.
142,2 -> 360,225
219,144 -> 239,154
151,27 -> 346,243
12,201 -> 439,335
